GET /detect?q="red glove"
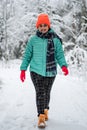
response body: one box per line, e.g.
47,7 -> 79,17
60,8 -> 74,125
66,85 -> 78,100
62,66 -> 69,76
20,70 -> 26,82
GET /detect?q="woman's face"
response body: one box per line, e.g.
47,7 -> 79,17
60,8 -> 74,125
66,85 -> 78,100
38,24 -> 49,34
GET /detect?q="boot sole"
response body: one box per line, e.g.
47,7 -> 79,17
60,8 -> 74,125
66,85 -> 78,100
38,123 -> 46,128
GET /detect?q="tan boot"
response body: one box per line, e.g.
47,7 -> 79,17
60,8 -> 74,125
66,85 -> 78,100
44,109 -> 48,121
38,114 -> 46,128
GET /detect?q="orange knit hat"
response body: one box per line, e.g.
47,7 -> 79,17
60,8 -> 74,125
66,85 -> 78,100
36,14 -> 50,28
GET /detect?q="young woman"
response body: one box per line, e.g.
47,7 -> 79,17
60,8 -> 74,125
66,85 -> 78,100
20,13 -> 69,128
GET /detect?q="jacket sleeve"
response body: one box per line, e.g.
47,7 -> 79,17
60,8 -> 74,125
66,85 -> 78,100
56,39 -> 68,68
20,37 -> 33,70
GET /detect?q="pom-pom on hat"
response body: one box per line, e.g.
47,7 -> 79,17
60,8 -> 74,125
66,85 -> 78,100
36,14 -> 50,28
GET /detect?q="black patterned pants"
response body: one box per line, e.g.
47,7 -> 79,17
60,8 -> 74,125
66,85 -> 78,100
30,72 -> 55,116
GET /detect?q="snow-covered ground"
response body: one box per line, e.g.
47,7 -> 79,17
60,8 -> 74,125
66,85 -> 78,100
0,60 -> 87,130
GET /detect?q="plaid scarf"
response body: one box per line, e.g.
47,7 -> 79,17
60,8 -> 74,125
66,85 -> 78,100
36,29 -> 62,75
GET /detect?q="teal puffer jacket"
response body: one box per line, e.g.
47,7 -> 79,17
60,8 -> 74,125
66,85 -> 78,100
20,29 -> 67,77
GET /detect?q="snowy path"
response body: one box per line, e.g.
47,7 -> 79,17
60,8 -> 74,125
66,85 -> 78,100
0,60 -> 87,130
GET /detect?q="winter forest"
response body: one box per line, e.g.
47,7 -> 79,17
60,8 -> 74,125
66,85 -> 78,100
0,0 -> 87,79
0,0 -> 87,130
